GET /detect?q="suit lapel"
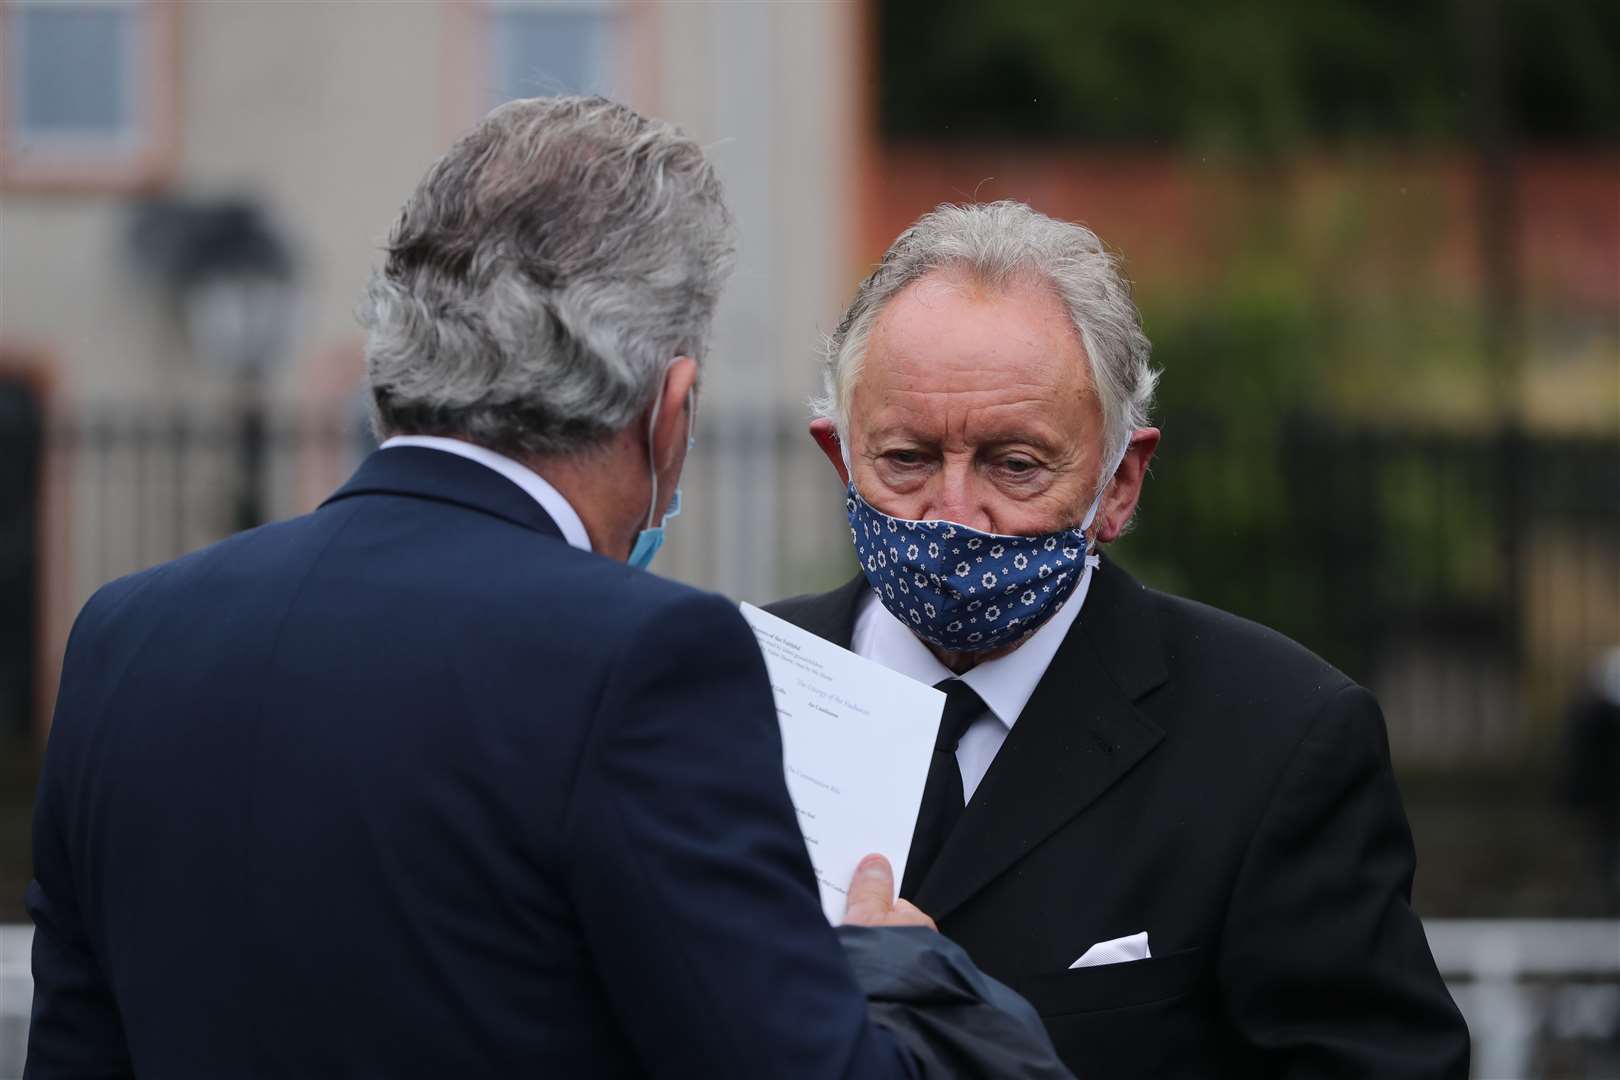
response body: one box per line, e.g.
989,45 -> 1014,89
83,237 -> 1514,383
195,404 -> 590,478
914,558 -> 1169,920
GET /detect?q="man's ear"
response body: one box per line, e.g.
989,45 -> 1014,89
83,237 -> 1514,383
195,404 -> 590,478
1093,428 -> 1160,544
809,417 -> 850,487
650,357 -> 699,471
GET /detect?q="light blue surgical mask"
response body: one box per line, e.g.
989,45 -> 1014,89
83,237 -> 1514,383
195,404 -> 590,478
627,383 -> 695,571
628,486 -> 681,570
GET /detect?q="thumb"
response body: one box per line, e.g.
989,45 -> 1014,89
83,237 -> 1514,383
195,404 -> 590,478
842,854 -> 896,925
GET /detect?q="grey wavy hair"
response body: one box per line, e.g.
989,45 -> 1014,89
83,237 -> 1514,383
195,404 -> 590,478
812,200 -> 1158,472
361,96 -> 735,456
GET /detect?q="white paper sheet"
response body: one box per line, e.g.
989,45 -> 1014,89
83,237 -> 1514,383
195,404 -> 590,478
740,603 -> 945,924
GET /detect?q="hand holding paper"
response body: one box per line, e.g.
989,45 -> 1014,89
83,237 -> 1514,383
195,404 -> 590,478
843,854 -> 937,929
740,603 -> 945,924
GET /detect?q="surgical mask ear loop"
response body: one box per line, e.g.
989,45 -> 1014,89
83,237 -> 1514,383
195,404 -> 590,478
640,376 -> 668,532
639,373 -> 698,528
663,388 -> 695,520
628,369 -> 696,570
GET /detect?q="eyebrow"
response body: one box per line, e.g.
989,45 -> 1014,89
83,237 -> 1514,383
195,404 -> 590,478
978,434 -> 1065,456
863,424 -> 1068,455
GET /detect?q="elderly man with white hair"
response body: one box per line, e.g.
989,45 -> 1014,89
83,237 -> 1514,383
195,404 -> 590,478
769,201 -> 1471,1078
26,100 -> 1071,1079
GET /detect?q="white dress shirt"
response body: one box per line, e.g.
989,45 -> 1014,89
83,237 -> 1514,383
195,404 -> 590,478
379,435 -> 592,553
850,562 -> 1097,802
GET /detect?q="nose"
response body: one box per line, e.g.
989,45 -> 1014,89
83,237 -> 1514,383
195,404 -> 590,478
927,461 -> 995,532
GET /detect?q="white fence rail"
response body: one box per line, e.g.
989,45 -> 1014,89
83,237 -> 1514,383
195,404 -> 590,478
1427,919 -> 1620,1079
1,920 -> 1617,1079
0,925 -> 29,1080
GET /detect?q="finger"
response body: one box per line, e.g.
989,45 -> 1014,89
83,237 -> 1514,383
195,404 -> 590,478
842,854 -> 896,925
889,899 -> 937,931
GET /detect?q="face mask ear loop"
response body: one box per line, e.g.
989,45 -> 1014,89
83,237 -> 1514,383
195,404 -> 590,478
1080,436 -> 1133,545
643,372 -> 671,532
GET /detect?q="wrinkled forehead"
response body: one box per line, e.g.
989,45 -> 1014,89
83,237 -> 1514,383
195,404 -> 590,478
849,269 -> 1100,441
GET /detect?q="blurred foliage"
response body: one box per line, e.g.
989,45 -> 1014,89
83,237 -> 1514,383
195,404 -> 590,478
880,0 -> 1620,148
1104,197 -> 1513,673
1113,258 -> 1615,687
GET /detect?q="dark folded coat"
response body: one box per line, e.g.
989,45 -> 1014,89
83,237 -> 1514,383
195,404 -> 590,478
840,925 -> 1074,1079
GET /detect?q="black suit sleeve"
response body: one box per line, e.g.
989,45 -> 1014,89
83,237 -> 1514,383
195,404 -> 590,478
1216,684 -> 1470,1078
561,590 -> 918,1080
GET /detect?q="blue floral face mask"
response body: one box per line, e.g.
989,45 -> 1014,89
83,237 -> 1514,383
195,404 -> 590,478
845,443 -> 1126,652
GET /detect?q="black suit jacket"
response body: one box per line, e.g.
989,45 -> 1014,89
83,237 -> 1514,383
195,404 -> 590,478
30,447 -> 969,1078
768,557 -> 1470,1079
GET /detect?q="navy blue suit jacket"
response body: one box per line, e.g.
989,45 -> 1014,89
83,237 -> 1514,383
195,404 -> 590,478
26,447 -> 920,1078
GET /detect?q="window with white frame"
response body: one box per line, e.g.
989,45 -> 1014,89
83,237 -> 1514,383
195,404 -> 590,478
487,0 -> 623,109
1,0 -> 175,189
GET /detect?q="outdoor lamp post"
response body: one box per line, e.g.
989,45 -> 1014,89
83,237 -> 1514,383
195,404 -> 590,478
129,198 -> 298,531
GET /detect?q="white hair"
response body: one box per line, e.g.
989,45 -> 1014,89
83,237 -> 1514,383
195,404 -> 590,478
361,96 -> 735,456
812,200 -> 1158,468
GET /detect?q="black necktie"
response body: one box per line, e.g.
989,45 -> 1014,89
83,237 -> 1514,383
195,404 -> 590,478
901,679 -> 988,900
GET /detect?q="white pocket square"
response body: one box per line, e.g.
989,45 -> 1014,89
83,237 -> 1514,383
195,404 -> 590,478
1068,931 -> 1151,969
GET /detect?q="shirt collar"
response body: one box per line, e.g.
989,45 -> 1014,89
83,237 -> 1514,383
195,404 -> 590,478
379,435 -> 592,553
850,560 -> 1096,730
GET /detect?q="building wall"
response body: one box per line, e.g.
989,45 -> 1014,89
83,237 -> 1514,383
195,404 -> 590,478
0,0 -> 865,736
0,3 -> 447,407
646,0 -> 865,600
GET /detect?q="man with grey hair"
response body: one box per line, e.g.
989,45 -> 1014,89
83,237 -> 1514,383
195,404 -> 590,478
26,100 -> 1070,1078
769,200 -> 1470,1077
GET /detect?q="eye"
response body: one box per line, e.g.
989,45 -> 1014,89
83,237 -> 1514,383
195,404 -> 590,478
884,449 -> 927,468
998,456 -> 1040,476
